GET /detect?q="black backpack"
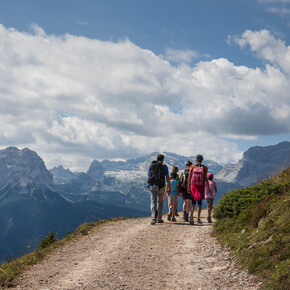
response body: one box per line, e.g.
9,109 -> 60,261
148,160 -> 165,188
180,167 -> 189,189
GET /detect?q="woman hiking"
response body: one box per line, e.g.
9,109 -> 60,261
187,154 -> 211,225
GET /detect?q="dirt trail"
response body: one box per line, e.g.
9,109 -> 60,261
12,211 -> 262,289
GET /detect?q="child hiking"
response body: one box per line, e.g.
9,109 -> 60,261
205,173 -> 217,223
179,160 -> 193,222
187,154 -> 211,225
165,171 -> 179,222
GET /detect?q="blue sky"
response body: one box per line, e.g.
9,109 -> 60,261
0,0 -> 289,170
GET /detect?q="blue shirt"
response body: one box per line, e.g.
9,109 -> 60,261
169,179 -> 179,196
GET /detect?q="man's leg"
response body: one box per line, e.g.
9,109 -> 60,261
157,187 -> 165,222
150,186 -> 158,223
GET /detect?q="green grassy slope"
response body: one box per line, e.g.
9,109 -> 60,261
213,168 -> 290,289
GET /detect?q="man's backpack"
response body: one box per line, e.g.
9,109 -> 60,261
180,167 -> 189,189
148,160 -> 165,188
191,165 -> 205,186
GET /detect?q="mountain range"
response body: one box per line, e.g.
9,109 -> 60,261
0,141 -> 289,262
0,147 -> 146,262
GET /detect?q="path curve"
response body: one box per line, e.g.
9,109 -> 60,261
12,211 -> 262,289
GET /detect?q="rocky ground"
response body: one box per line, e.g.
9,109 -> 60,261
11,211 -> 263,289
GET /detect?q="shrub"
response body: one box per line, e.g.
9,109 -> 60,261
39,232 -> 56,249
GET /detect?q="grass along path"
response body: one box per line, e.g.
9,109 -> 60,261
9,210 -> 262,289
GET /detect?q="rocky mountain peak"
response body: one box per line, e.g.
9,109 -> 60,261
87,160 -> 105,179
49,165 -> 79,184
0,147 -> 55,192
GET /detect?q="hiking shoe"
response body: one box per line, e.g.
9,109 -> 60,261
151,220 -> 156,225
207,216 -> 212,223
157,219 -> 164,223
197,219 -> 202,225
185,213 -> 189,222
172,217 -> 176,222
167,212 -> 172,221
189,216 -> 194,225
175,212 -> 179,216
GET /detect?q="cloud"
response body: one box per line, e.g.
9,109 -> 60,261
76,18 -> 89,25
163,48 -> 200,63
266,7 -> 290,15
0,24 -> 289,170
259,0 -> 290,3
231,29 -> 290,74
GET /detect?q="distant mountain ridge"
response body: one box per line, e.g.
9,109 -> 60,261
216,141 -> 290,186
50,152 -> 223,211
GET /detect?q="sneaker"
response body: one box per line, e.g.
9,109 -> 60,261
189,217 -> 194,225
151,220 -> 156,225
197,219 -> 202,225
183,212 -> 186,221
175,212 -> 179,216
207,216 -> 212,223
172,217 -> 176,222
157,219 -> 164,223
185,213 -> 189,222
167,212 -> 172,221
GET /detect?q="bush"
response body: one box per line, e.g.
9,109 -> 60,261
39,232 -> 56,249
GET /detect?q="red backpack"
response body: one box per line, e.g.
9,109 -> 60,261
191,165 -> 205,186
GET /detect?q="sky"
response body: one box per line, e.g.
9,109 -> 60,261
0,0 -> 289,171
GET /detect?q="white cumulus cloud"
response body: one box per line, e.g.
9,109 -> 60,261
0,24 -> 289,170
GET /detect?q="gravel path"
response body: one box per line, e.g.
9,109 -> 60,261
12,211 -> 262,289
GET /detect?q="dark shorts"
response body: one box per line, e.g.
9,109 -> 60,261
181,188 -> 192,200
192,199 -> 202,206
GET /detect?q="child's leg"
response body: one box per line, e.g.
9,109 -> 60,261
169,201 -> 173,213
207,199 -> 210,216
208,199 -> 213,217
172,201 -> 177,217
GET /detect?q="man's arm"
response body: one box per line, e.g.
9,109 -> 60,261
166,175 -> 171,195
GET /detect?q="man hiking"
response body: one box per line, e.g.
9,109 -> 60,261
148,154 -> 171,225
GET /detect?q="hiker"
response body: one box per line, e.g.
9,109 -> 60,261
205,173 -> 217,223
148,154 -> 171,225
165,171 -> 179,222
179,160 -> 193,222
172,165 -> 180,216
187,154 -> 211,225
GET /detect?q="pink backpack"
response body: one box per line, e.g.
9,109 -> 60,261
191,165 -> 204,186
